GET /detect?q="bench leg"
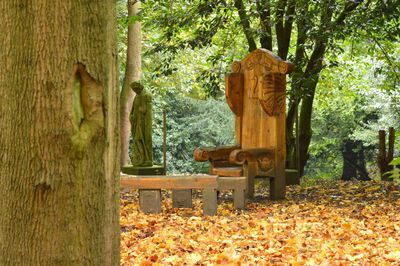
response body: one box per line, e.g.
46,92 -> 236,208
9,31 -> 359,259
270,166 -> 286,200
172,189 -> 192,208
139,189 -> 161,214
233,189 -> 246,210
203,188 -> 217,216
244,162 -> 257,198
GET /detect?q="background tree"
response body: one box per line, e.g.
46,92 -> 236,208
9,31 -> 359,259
0,1 -> 120,264
307,41 -> 400,180
140,0 -> 399,177
119,0 -> 142,166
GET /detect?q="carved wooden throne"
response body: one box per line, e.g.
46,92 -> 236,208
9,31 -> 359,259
194,49 -> 293,199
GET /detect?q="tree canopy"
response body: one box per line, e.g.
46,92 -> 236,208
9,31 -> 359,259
134,0 -> 400,176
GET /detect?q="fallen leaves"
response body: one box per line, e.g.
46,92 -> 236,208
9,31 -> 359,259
120,181 -> 400,265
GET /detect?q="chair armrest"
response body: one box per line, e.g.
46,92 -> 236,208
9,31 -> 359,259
194,145 -> 241,162
229,148 -> 275,171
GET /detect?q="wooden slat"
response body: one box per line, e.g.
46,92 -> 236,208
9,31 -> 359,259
120,175 -> 218,190
217,176 -> 246,190
211,166 -> 243,177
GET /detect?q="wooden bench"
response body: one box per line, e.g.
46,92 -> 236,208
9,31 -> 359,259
217,176 -> 246,210
120,175 -> 218,215
120,175 -> 247,215
171,176 -> 247,210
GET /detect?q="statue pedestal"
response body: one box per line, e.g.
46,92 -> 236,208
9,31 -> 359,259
121,165 -> 165,175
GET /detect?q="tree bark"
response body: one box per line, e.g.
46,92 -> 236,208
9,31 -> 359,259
357,142 -> 370,181
285,0 -> 309,173
341,140 -> 358,181
256,0 -> 272,51
378,128 -> 395,180
275,0 -> 295,60
341,140 -> 371,181
298,85 -> 317,177
120,0 -> 142,167
234,0 -> 257,52
0,1 -> 120,265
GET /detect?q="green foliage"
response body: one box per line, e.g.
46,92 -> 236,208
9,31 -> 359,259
116,0 -> 128,86
140,0 -> 248,98
149,92 -> 235,174
139,0 -> 400,97
118,0 -> 399,179
141,47 -> 232,99
306,40 -> 400,179
387,158 -> 400,184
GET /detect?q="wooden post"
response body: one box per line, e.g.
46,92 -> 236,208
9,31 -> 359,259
217,176 -> 247,210
202,188 -> 217,216
172,189 -> 192,208
139,189 -> 162,214
270,113 -> 286,200
243,162 -> 257,198
233,189 -> 246,210
162,109 -> 167,175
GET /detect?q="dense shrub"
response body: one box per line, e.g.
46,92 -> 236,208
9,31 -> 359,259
129,92 -> 235,174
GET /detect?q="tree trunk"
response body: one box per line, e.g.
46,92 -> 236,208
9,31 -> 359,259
234,0 -> 257,52
357,142 -> 370,181
298,91 -> 315,177
378,128 -> 395,180
341,140 -> 371,181
0,1 -> 120,265
120,0 -> 142,167
341,140 -> 358,181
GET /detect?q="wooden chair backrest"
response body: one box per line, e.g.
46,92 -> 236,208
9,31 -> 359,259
225,49 -> 293,151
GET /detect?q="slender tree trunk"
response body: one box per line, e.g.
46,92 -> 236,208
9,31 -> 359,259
0,1 -> 120,265
378,128 -> 395,180
341,140 -> 358,181
341,140 -> 371,181
256,0 -> 272,50
298,90 -> 315,177
234,0 -> 257,52
284,0 -> 308,175
357,142 -> 370,181
120,0 -> 142,167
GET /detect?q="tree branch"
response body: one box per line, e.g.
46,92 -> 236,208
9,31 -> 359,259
304,0 -> 335,76
275,0 -> 296,60
281,0 -> 295,60
256,0 -> 272,50
234,0 -> 257,52
334,1 -> 361,27
275,0 -> 287,57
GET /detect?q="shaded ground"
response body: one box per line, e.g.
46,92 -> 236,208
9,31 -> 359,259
120,180 -> 400,265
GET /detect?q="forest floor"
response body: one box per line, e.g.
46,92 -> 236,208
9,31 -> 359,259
120,180 -> 400,265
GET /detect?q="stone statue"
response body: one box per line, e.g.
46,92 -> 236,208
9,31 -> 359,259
129,81 -> 153,166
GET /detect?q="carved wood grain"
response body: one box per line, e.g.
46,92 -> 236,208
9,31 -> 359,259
194,145 -> 241,162
229,148 -> 275,166
238,49 -> 292,117
225,73 -> 244,116
211,167 -> 243,177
